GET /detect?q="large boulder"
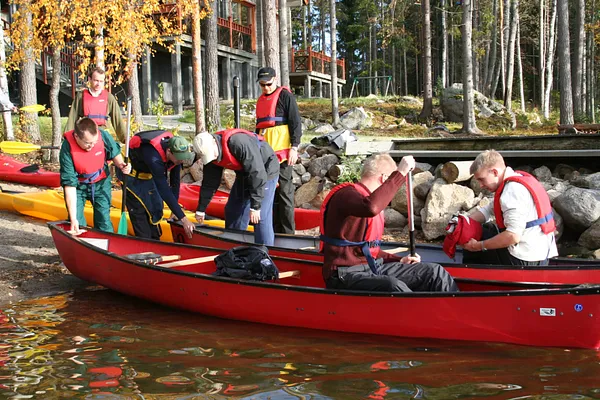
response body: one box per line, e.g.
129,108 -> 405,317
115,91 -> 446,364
420,179 -> 477,240
440,84 -> 516,129
553,187 -> 600,232
339,107 -> 374,130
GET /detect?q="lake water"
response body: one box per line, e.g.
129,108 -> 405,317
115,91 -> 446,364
1,289 -> 599,399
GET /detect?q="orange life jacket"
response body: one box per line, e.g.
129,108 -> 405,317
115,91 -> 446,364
319,183 -> 385,274
83,90 -> 109,126
212,128 -> 264,171
255,86 -> 290,129
493,170 -> 555,234
64,130 -> 107,184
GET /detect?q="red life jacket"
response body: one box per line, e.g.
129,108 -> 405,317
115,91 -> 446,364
63,130 -> 107,184
129,130 -> 173,163
212,128 -> 264,170
319,183 -> 385,274
255,86 -> 291,129
82,90 -> 109,126
493,170 -> 556,234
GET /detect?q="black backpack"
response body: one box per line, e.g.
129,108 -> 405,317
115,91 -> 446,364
214,245 -> 279,281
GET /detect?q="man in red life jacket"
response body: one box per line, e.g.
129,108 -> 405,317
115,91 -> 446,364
255,67 -> 302,235
320,153 -> 458,293
121,131 -> 196,240
462,149 -> 558,265
65,67 -> 126,142
60,118 -> 130,235
193,129 -> 279,246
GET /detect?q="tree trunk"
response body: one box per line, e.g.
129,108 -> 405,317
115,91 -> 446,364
504,0 -> 518,111
127,54 -> 143,134
203,0 -> 221,131
499,0 -> 507,97
330,0 -> 339,126
20,5 -> 40,142
263,0 -> 280,78
485,0 -> 498,96
441,0 -> 448,88
556,0 -> 574,124
517,23 -> 526,113
302,4 -> 308,49
49,46 -> 62,162
279,0 -> 290,88
539,0 -> 546,112
256,0 -> 265,66
572,0 -> 585,118
419,0 -> 432,120
543,0 -> 557,119
95,25 -> 105,70
403,49 -> 408,96
191,2 -> 206,133
589,0 -> 596,122
461,0 -> 482,134
0,21 -> 13,140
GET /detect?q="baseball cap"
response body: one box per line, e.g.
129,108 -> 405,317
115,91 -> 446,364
192,131 -> 218,165
168,136 -> 194,161
257,67 -> 276,83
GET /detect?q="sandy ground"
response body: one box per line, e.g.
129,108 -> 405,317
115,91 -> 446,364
0,183 -> 91,307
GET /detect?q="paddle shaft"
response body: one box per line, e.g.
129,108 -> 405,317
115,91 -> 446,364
119,97 -> 133,231
406,170 -> 416,256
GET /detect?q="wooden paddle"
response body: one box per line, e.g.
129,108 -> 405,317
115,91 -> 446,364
0,141 -> 60,154
117,96 -> 133,236
159,255 -> 217,268
406,170 -> 416,256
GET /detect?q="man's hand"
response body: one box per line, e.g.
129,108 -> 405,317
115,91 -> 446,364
120,163 -> 132,175
397,155 -> 415,176
288,148 -> 299,165
195,211 -> 205,224
463,238 -> 482,252
249,208 -> 261,224
400,253 -> 421,264
181,217 -> 195,239
68,220 -> 82,235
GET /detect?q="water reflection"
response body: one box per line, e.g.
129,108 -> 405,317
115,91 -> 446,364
0,290 -> 598,399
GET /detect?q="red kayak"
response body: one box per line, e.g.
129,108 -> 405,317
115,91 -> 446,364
49,221 -> 600,349
178,183 -> 320,230
169,221 -> 600,285
0,155 -> 60,187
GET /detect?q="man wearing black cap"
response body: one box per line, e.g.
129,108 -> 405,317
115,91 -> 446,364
255,66 -> 302,234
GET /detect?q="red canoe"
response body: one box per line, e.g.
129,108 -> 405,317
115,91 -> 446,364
178,183 -> 320,231
0,155 -> 60,187
50,221 -> 600,349
169,221 -> 600,285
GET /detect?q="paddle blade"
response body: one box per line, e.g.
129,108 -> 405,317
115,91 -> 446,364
0,141 -> 42,154
19,104 -> 46,113
117,212 -> 128,235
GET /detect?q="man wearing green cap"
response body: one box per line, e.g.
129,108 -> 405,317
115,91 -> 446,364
122,130 -> 196,240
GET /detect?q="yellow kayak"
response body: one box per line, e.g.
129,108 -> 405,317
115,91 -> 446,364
0,190 -> 232,242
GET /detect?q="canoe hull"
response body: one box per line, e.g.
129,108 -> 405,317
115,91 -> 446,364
178,183 -> 320,231
170,222 -> 600,285
50,221 -> 600,349
0,155 -> 60,187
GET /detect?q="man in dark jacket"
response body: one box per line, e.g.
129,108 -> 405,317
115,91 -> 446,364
121,130 -> 196,240
193,129 -> 279,246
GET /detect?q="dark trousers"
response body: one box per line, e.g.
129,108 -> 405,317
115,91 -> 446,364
274,161 -> 295,234
462,223 -> 550,266
125,189 -> 162,240
325,260 -> 459,293
224,177 -> 277,246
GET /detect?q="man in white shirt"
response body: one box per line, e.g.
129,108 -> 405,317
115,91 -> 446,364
463,150 -> 558,265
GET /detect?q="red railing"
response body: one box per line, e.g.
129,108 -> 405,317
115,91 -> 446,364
217,16 -> 255,53
41,46 -> 84,98
291,46 -> 346,80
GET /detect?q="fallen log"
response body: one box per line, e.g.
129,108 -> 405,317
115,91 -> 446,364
441,160 -> 474,183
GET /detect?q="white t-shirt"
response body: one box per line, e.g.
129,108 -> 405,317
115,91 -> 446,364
478,167 -> 558,261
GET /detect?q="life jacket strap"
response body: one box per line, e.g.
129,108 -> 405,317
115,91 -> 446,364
525,211 -> 554,229
319,235 -> 380,275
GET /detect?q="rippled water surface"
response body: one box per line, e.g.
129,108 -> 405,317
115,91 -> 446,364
1,289 -> 599,399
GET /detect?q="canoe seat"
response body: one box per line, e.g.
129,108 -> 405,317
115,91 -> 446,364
279,270 -> 300,279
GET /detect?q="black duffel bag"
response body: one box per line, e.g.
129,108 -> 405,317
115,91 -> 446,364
213,245 -> 279,281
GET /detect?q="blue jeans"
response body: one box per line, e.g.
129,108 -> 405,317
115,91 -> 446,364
224,177 -> 277,246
